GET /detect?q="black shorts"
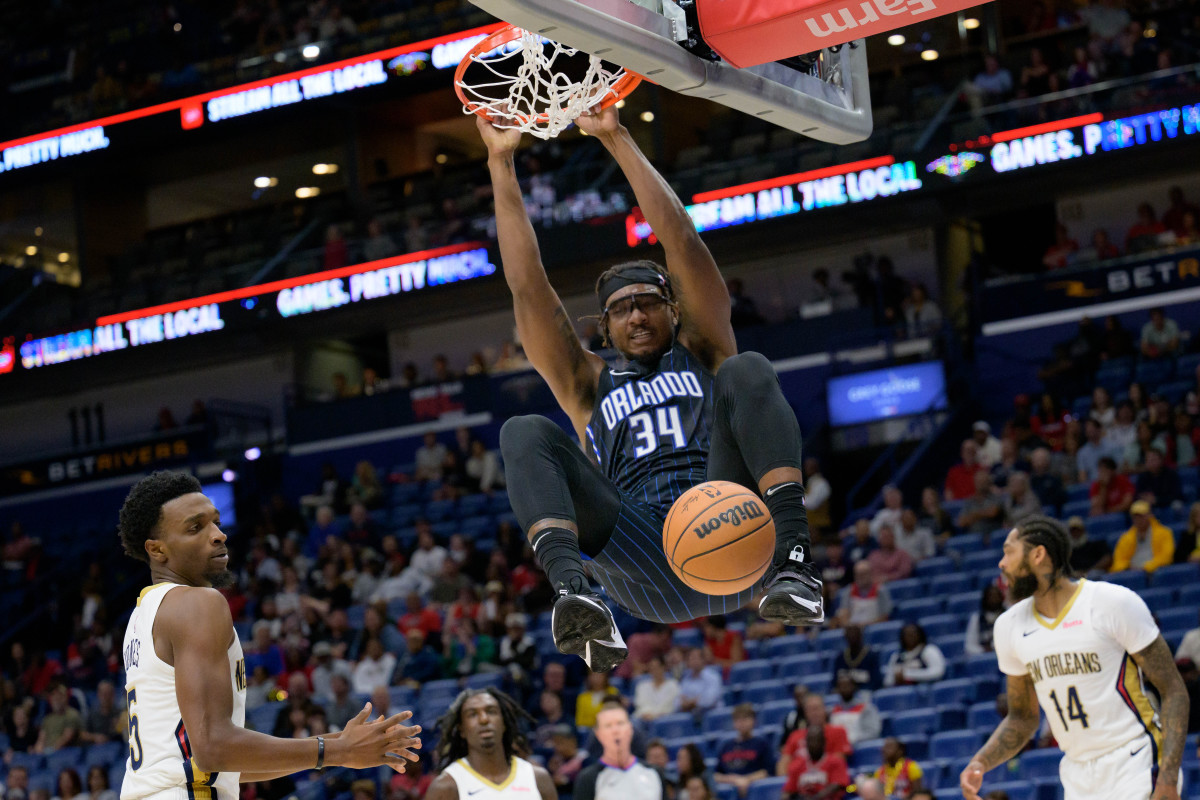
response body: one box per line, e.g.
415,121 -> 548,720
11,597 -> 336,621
586,495 -> 761,624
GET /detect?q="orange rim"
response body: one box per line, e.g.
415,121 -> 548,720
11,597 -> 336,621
453,22 -> 642,126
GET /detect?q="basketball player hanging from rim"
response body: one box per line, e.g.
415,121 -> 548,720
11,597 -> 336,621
477,104 -> 823,674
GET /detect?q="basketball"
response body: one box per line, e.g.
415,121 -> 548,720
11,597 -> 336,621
663,481 -> 775,595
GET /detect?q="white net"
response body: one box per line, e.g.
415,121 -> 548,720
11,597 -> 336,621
456,28 -> 632,139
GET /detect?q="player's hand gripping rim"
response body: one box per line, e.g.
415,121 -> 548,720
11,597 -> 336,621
339,702 -> 422,772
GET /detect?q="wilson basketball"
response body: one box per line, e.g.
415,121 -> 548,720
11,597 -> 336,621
663,481 -> 775,595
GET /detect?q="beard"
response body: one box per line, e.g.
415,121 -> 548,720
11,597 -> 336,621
1008,558 -> 1040,602
208,568 -> 236,589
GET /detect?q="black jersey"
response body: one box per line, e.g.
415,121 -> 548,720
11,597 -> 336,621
585,341 -> 714,516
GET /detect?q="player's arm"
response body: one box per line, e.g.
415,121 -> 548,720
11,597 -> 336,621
533,764 -> 558,800
578,108 -> 737,367
1131,635 -> 1189,797
476,116 -> 605,431
425,772 -> 458,800
959,673 -> 1040,800
163,588 -> 419,774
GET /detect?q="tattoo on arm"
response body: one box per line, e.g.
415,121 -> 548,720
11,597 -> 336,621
974,675 -> 1040,771
1133,636 -> 1189,781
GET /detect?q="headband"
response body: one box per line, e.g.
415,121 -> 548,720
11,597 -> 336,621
597,266 -> 669,310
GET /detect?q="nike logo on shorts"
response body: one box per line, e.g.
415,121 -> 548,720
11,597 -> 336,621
1130,743 -> 1147,757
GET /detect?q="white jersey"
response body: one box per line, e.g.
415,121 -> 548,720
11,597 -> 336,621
443,757 -> 540,800
993,579 -> 1161,764
121,584 -> 247,800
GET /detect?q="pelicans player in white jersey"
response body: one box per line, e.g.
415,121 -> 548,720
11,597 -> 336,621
118,471 -> 422,800
426,689 -> 555,800
960,516 -> 1189,800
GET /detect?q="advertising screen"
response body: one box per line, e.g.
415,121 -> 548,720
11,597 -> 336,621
826,361 -> 947,427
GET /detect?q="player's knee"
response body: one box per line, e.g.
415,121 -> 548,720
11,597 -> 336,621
715,351 -> 777,396
499,414 -> 560,459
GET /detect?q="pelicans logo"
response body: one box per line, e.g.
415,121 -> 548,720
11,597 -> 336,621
926,152 -> 985,178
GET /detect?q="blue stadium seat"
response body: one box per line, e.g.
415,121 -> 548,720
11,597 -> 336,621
1104,570 -> 1147,591
889,708 -> 937,737
729,659 -> 774,686
947,591 -> 979,611
464,672 -> 503,690
488,491 -> 512,513
801,672 -> 833,694
423,498 -> 457,521
1152,563 -> 1200,588
45,747 -> 84,775
1176,353 -> 1200,379
1061,499 -> 1092,518
1087,512 -> 1129,537
740,681 -> 782,706
776,653 -> 829,680
743,640 -> 764,661
388,686 -> 417,709
896,597 -> 944,621
966,701 -> 1001,729
460,515 -> 494,535
108,764 -> 124,794
391,483 -> 422,504
961,549 -> 1003,573
929,730 -> 982,760
944,533 -> 985,552
346,604 -> 366,628
704,707 -> 735,734
1157,607 -> 1198,631
886,578 -> 925,603
897,734 -> 929,760
745,776 -> 787,800
85,741 -> 125,768
964,654 -> 999,680
715,785 -> 739,800
917,614 -> 962,640
1138,587 -> 1176,614
248,702 -> 284,733
650,712 -> 698,740
758,700 -> 794,729
458,493 -> 490,515
1033,777 -> 1065,800
933,704 -> 966,730
763,634 -> 811,659
984,781 -> 1036,800
390,503 -> 423,527
873,686 -> 923,713
849,738 -> 885,770
1017,749 -> 1063,781
674,627 -> 704,649
812,629 -> 845,653
1177,464 -> 1198,490
420,678 -> 461,699
932,635 -> 965,662
930,573 -> 972,596
864,620 -> 905,648
28,772 -> 55,795
914,556 -> 955,578
1065,483 -> 1090,503
1178,584 -> 1200,608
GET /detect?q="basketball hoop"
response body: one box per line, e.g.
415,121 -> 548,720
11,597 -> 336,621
454,23 -> 642,140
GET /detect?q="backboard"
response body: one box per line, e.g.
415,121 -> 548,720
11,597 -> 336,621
467,0 -> 873,143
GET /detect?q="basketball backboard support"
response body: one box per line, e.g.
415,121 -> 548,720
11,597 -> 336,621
467,0 -> 873,144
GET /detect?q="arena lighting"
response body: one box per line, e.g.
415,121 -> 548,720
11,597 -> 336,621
887,34 -> 905,45
963,17 -> 980,29
921,49 -> 939,61
693,155 -> 894,203
615,99 -> 626,109
311,163 -> 339,174
34,227 -> 42,236
640,111 -> 655,122
434,153 -> 448,164
295,186 -> 320,198
244,447 -> 262,461
57,252 -> 69,262
254,176 -> 274,188
302,44 -> 321,59
24,246 -> 36,256
173,23 -> 181,32
222,469 -> 236,482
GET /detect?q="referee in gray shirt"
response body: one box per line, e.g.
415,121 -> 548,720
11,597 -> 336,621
575,698 -> 669,800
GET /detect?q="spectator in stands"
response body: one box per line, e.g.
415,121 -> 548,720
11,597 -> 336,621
615,623 -> 673,679
409,527 -> 447,583
548,725 -> 587,796
726,278 -> 765,329
1031,394 -> 1070,452
1163,186 -> 1200,237
443,616 -> 496,678
1141,307 -> 1182,359
1090,387 -> 1116,429
828,673 -> 882,744
576,671 -> 621,728
894,509 -> 935,562
84,768 -> 116,800
1099,315 -> 1134,362
1136,447 -> 1184,511
1104,402 -> 1138,454
54,769 -> 82,800
1066,516 -> 1112,574
833,625 -> 881,691
634,654 -> 681,721
349,461 -> 384,509
956,471 -> 1003,537
865,527 -> 914,583
465,439 -> 505,493
1175,611 -> 1200,664
394,629 -> 441,688
714,704 -> 773,798
79,679 -> 122,744
414,432 -> 448,482
154,406 -> 179,432
1178,502 -> 1200,564
778,694 -> 853,774
872,738 -> 925,798
834,562 -> 893,629
373,555 -> 432,605
5,703 -> 38,755
964,584 -> 1006,655
324,224 -> 348,269
781,727 -> 849,800
363,218 -> 398,262
3,765 -> 29,800
344,503 -> 381,550
1083,229 -> 1122,263
904,284 -> 942,339
805,457 -> 833,541
843,519 -> 877,563
918,487 -> 953,539
532,690 -> 570,749
990,439 -> 1029,489
679,647 -> 723,720
816,541 -> 850,608
676,743 -> 714,800
703,616 -> 744,676
944,440 -> 983,501
397,592 -> 443,642
870,485 -> 903,535
389,754 -> 433,800
1089,456 -> 1135,516
33,683 -> 79,754
304,505 -> 342,558
310,640 -> 351,702
972,422 -> 1002,467
497,612 -> 539,690
1041,223 -> 1079,270
1077,419 -> 1119,484
1111,501 -> 1176,573
970,54 -> 1014,106
1122,422 -> 1157,473
361,366 -> 389,397
1127,203 -> 1168,253
1158,410 -> 1199,467
1002,472 -> 1042,528
1176,211 -> 1200,245
883,624 -> 945,686
271,672 -> 316,737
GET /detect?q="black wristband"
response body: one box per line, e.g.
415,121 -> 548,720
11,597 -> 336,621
316,736 -> 325,770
